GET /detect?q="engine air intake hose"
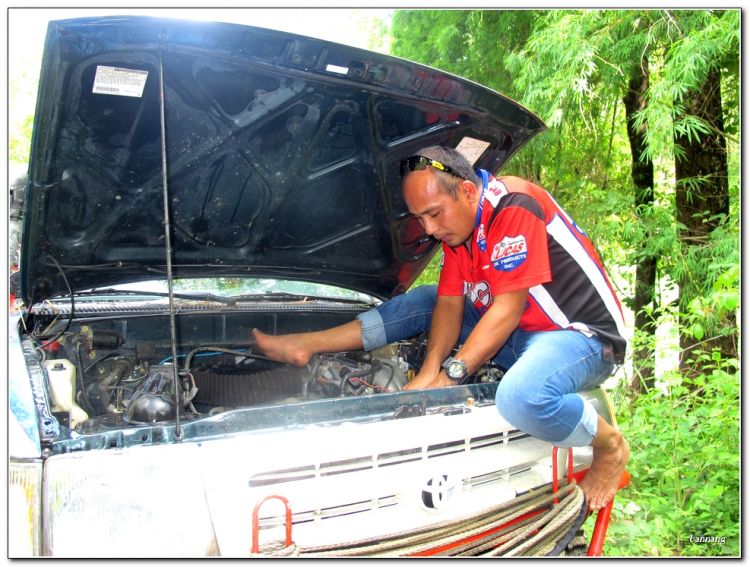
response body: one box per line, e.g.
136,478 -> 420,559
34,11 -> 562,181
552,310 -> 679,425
191,367 -> 307,407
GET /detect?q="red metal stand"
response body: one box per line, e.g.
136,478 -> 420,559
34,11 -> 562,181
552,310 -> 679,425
551,446 -> 574,503
251,495 -> 294,554
586,470 -> 631,556
553,446 -> 631,556
587,499 -> 614,556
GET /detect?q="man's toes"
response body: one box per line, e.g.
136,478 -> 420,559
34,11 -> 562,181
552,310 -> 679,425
251,328 -> 266,346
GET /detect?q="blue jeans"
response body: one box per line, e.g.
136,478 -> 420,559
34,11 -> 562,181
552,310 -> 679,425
357,285 -> 614,447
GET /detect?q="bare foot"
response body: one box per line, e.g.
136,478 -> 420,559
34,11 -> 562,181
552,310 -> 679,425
252,329 -> 313,367
578,432 -> 630,511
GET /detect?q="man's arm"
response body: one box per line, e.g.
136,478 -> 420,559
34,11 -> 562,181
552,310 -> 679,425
404,288 -> 528,390
403,294 -> 465,390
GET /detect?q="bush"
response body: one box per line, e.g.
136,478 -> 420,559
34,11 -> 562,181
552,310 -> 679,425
596,347 -> 739,556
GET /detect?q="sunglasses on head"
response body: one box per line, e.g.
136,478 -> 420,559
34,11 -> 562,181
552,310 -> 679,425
400,155 -> 461,178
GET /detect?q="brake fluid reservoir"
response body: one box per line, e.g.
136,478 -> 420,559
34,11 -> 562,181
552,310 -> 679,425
43,359 -> 88,428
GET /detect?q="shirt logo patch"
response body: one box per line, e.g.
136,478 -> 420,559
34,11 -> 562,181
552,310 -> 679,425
487,179 -> 506,197
491,235 -> 528,271
485,179 -> 507,207
476,224 -> 487,252
464,280 -> 492,314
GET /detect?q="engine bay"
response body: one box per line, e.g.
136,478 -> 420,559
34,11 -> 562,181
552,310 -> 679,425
25,306 -> 505,447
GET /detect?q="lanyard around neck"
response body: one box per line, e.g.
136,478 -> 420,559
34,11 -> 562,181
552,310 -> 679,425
474,169 -> 490,229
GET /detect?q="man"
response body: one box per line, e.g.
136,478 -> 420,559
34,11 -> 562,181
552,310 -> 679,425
254,146 -> 629,511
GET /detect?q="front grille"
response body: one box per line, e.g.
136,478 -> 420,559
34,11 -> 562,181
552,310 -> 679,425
249,430 -> 525,489
259,496 -> 399,529
467,464 -> 533,489
251,430 -> 536,526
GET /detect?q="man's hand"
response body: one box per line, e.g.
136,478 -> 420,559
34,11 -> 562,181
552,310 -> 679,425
404,288 -> 530,392
403,368 -> 453,390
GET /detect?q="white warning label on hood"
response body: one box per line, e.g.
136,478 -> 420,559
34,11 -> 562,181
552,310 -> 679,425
92,66 -> 148,98
455,137 -> 491,166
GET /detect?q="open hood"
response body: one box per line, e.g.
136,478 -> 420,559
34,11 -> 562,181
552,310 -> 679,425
21,16 -> 546,305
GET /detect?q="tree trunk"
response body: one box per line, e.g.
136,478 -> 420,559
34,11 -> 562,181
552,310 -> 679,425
674,68 -> 733,370
623,65 -> 657,393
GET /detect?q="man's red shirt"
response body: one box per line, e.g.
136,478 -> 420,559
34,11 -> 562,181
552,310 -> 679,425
437,173 -> 626,361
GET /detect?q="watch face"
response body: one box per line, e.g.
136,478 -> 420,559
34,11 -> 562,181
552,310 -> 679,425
446,360 -> 466,380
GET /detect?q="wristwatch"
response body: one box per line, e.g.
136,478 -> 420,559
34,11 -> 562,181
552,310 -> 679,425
442,357 -> 469,383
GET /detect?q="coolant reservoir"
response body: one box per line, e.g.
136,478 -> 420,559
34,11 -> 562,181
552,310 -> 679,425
44,359 -> 88,428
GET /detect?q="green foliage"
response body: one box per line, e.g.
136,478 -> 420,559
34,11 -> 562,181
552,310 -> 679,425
671,206 -> 739,330
349,9 -> 392,53
682,262 -> 739,344
391,10 -> 538,99
411,250 -> 442,288
593,258 -> 739,556
10,114 -> 34,164
9,15 -> 46,165
601,348 -> 739,556
635,10 -> 739,164
488,11 -> 650,268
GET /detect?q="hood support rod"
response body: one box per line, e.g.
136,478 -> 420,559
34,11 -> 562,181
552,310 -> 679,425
158,29 -> 183,441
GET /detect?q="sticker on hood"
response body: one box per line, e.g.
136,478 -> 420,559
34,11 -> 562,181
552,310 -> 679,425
93,66 -> 148,98
455,137 -> 491,165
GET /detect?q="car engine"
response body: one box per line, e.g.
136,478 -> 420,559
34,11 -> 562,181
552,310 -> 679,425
27,302 -> 505,442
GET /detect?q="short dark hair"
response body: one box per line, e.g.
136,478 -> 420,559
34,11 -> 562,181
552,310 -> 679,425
404,146 -> 482,200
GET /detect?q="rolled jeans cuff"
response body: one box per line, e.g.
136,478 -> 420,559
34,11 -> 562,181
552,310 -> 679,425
356,309 -> 387,352
553,397 -> 599,448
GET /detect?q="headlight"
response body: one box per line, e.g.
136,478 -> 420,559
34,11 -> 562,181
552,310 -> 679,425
42,443 -> 219,557
9,460 -> 43,557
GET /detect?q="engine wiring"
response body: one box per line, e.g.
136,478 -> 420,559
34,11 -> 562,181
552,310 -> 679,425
348,377 -> 397,393
158,350 -> 247,365
35,255 -> 76,347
